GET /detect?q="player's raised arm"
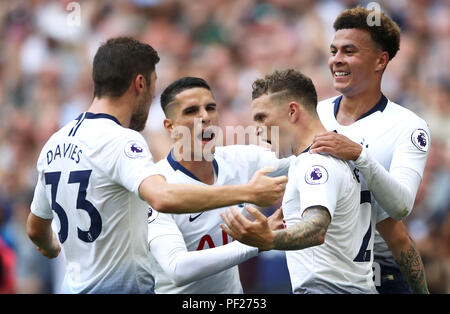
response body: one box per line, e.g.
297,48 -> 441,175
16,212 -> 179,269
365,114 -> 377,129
139,166 -> 287,214
310,131 -> 426,220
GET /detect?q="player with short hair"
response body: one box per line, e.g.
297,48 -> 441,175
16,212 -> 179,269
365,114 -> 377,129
147,77 -> 291,294
26,37 -> 287,294
310,7 -> 430,293
221,69 -> 379,294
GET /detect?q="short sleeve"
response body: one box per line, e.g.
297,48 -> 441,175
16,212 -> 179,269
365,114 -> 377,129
30,169 -> 53,220
103,131 -> 159,197
296,156 -> 343,218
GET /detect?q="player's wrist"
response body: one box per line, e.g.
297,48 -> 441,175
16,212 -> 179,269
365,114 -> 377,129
240,183 -> 257,204
354,145 -> 368,165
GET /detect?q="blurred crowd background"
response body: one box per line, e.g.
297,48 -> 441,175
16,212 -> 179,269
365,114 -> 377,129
0,0 -> 449,294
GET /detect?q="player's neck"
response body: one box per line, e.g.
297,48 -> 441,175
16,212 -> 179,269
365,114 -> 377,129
337,88 -> 382,126
294,120 -> 327,156
88,96 -> 133,128
177,157 -> 215,185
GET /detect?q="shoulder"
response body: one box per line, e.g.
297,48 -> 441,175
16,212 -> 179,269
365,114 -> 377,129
294,153 -> 348,183
317,96 -> 341,128
384,100 -> 428,129
153,158 -> 173,175
215,144 -> 273,161
317,95 -> 340,113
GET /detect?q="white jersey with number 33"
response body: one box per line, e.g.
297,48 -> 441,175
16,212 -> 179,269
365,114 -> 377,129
30,112 -> 158,294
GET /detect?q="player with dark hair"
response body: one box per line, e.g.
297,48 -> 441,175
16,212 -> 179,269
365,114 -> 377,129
147,76 -> 291,293
311,7 -> 430,293
26,38 -> 287,293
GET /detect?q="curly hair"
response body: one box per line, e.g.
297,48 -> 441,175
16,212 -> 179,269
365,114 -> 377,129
252,69 -> 318,114
333,7 -> 401,60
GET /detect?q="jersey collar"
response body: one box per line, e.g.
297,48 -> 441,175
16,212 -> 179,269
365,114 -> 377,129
167,149 -> 219,182
333,94 -> 388,121
76,112 -> 122,126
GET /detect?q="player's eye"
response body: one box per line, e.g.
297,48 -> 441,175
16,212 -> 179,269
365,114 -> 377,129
183,106 -> 198,115
253,114 -> 266,122
206,103 -> 216,111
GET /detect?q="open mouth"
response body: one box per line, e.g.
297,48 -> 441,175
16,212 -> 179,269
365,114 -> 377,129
198,128 -> 215,143
334,71 -> 350,78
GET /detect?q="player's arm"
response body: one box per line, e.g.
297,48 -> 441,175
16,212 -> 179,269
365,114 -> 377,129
220,205 -> 330,251
310,131 -> 423,220
140,167 -> 287,214
26,213 -> 60,259
150,234 -> 258,287
376,218 -> 429,294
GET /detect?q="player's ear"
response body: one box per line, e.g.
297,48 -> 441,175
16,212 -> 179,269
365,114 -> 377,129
288,102 -> 300,123
163,118 -> 173,133
375,51 -> 389,73
134,74 -> 146,96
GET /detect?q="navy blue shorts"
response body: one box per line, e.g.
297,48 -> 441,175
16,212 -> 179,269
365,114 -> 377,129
376,264 -> 412,294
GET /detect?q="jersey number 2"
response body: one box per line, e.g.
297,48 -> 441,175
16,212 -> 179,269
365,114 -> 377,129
45,170 -> 102,244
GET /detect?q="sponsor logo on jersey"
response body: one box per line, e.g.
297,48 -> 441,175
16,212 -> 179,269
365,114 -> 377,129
189,212 -> 204,222
305,165 -> 328,185
124,140 -> 147,159
147,206 -> 158,224
411,129 -> 429,152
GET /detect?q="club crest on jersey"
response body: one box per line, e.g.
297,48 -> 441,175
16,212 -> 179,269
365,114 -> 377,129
147,206 -> 158,224
411,129 -> 429,152
305,165 -> 328,185
124,140 -> 147,159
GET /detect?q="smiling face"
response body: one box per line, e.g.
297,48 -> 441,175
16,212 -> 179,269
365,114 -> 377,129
251,93 -> 294,158
328,28 -> 386,98
165,87 -> 219,159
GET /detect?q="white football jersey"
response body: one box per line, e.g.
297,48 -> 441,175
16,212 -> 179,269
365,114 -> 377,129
147,144 -> 291,294
282,152 -> 377,294
31,112 -> 158,293
317,95 -> 430,268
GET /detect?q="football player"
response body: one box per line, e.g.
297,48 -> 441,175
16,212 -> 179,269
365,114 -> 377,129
221,69 -> 378,293
147,77 -> 291,293
311,7 -> 430,294
26,38 -> 287,293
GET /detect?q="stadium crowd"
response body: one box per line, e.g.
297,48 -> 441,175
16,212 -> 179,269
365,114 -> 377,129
0,0 -> 449,293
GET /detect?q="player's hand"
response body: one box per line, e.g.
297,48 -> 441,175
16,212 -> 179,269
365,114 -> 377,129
220,205 -> 275,251
267,207 -> 284,230
36,234 -> 61,259
247,167 -> 287,207
310,131 -> 362,161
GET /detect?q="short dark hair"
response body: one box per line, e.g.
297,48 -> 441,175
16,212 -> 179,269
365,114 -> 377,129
252,69 -> 318,114
93,37 -> 160,98
333,7 -> 401,61
160,77 -> 212,116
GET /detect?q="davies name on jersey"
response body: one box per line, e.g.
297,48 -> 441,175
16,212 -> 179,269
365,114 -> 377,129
46,142 -> 83,165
